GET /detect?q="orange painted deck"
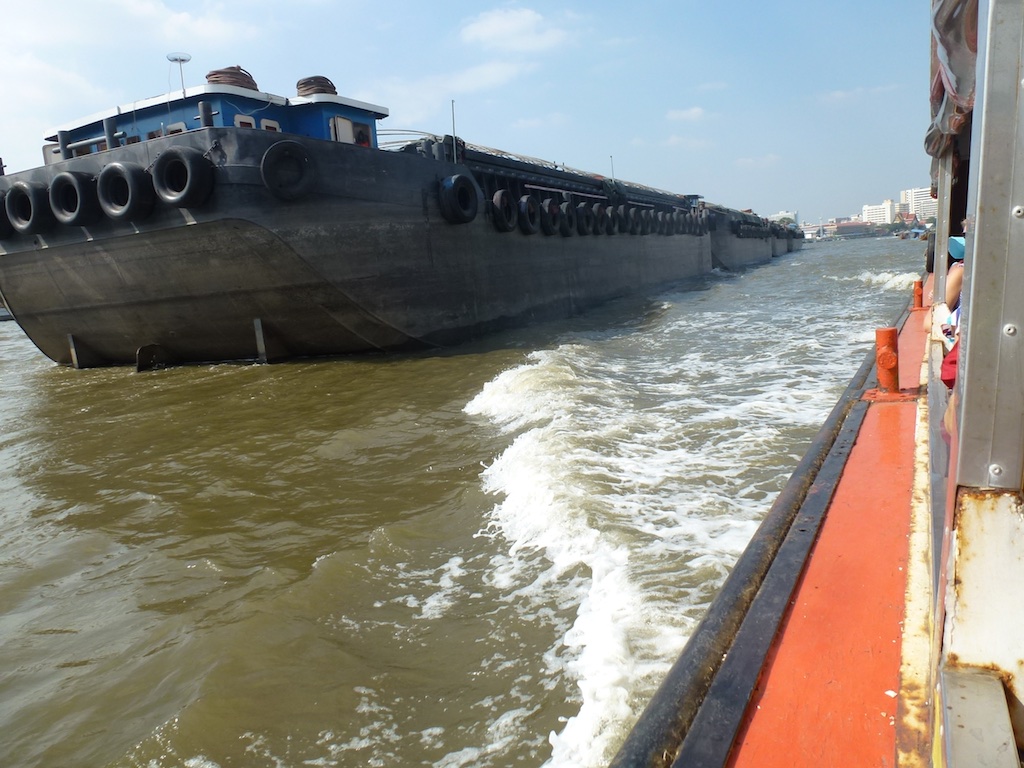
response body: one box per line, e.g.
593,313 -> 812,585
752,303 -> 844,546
725,307 -> 931,768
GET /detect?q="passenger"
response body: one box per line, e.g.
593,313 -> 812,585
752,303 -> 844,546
940,222 -> 969,438
941,338 -> 959,389
945,235 -> 966,309
937,228 -> 967,350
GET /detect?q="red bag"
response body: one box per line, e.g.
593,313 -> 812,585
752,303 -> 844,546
941,339 -> 959,389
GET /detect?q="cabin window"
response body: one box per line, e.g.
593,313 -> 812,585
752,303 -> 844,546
166,122 -> 187,135
354,122 -> 371,146
331,117 -> 354,143
260,119 -> 281,132
234,115 -> 256,129
126,136 -> 141,144
330,117 -> 371,146
146,129 -> 163,140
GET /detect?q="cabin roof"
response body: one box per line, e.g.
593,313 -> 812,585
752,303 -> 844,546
44,83 -> 389,140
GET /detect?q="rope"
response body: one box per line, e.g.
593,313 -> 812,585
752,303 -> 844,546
205,66 -> 259,90
296,76 -> 337,96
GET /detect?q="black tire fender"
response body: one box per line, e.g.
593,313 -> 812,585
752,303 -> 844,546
559,201 -> 576,236
261,140 -> 316,201
576,202 -> 594,235
438,174 -> 478,224
98,162 -> 155,221
540,197 -> 560,235
627,207 -> 640,234
0,192 -> 11,238
6,180 -> 56,234
49,171 -> 102,226
152,146 -> 215,207
491,189 -> 517,232
518,195 -> 540,235
615,205 -> 630,234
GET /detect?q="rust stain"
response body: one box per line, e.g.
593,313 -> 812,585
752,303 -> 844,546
862,388 -> 923,402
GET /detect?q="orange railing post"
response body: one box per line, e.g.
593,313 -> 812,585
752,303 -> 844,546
913,280 -> 923,308
876,327 -> 899,392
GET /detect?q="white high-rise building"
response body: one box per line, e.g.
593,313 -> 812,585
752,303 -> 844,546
901,187 -> 938,220
862,199 -> 898,225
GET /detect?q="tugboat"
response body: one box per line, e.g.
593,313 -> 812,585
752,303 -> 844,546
0,65 -> 775,369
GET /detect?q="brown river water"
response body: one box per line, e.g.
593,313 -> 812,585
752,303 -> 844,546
0,237 -> 924,767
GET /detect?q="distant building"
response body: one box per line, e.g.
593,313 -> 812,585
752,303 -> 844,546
862,199 -> 898,225
836,221 -> 876,237
901,187 -> 938,220
895,211 -> 921,229
801,221 -> 839,238
768,210 -> 798,223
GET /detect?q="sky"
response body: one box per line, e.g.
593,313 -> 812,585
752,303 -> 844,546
0,0 -> 932,225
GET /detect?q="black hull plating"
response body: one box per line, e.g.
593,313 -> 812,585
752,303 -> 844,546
0,128 -> 765,367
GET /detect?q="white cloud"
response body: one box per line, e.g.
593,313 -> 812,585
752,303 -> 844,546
363,60 -> 539,128
601,36 -> 638,48
511,113 -> 569,131
448,60 -> 539,92
735,153 -> 781,169
109,0 -> 261,43
460,8 -> 567,53
666,107 -> 705,122
819,84 -> 899,104
664,135 -> 713,150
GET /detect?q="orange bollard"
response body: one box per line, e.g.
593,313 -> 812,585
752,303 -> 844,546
876,327 -> 899,392
913,280 -> 923,309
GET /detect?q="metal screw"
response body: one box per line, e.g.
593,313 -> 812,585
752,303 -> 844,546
1014,205 -> 1024,218
990,464 -> 1004,477
1005,324 -> 1019,337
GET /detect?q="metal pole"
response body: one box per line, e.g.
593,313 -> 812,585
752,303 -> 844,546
451,100 -> 457,163
102,117 -> 118,150
167,52 -> 191,100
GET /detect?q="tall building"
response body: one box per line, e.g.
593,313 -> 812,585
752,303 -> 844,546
901,187 -> 938,220
768,210 -> 798,223
862,199 -> 898,225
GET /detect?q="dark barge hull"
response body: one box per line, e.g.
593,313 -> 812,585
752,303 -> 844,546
0,127 -> 752,367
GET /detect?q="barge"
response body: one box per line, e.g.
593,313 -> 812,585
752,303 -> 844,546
0,66 -> 794,369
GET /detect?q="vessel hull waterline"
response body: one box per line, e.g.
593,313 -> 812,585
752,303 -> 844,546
0,125 -> 736,368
